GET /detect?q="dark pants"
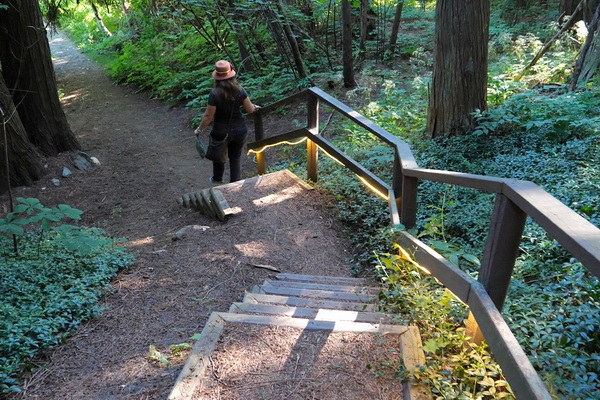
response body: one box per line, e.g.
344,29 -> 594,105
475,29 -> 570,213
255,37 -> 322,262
212,126 -> 248,182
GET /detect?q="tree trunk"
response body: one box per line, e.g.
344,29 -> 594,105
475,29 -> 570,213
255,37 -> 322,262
89,0 -> 113,36
276,0 -> 307,79
359,0 -> 369,57
341,0 -> 357,88
571,3 -> 600,89
389,0 -> 404,56
426,0 -> 490,138
560,0 -> 584,22
0,75 -> 45,193
0,0 -> 80,156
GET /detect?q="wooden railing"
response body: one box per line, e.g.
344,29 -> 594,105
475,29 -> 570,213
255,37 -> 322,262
247,87 -> 600,400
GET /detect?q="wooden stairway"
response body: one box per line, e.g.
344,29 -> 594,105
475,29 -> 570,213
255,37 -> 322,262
168,273 -> 430,400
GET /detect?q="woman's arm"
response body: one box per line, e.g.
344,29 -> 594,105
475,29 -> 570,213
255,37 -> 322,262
194,105 -> 216,136
242,97 -> 260,114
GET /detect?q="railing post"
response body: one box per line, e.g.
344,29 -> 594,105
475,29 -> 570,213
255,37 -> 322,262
394,150 -> 418,228
306,94 -> 319,182
253,111 -> 266,175
479,193 -> 528,310
466,193 -> 526,343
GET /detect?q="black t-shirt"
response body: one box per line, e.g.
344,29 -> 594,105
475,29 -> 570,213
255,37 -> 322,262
207,87 -> 248,136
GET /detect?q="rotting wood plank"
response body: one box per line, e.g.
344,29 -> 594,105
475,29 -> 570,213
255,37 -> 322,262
228,302 -> 393,324
257,281 -> 376,302
264,278 -> 381,295
168,313 -> 225,400
400,326 -> 430,400
275,272 -> 369,285
243,292 -> 378,312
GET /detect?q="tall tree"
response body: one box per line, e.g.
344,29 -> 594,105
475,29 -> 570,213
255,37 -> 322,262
341,0 -> 357,88
570,2 -> 600,89
426,0 -> 490,137
0,75 -> 45,192
0,0 -> 80,156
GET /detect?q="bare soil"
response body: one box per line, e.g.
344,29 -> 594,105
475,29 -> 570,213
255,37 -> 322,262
3,32 -> 403,399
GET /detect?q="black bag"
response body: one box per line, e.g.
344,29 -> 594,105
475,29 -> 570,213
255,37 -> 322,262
205,135 -> 228,163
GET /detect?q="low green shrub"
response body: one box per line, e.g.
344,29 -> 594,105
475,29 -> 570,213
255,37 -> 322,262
0,199 -> 134,394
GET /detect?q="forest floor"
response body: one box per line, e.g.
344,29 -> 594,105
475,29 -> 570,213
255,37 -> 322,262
4,32 -> 405,399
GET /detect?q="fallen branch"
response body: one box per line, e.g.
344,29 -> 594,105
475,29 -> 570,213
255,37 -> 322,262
516,0 -> 584,81
250,263 -> 281,272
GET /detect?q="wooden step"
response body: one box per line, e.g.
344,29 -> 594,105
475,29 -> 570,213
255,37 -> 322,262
274,272 -> 371,286
264,278 -> 381,295
243,292 -> 378,312
253,281 -> 376,302
228,302 -> 393,324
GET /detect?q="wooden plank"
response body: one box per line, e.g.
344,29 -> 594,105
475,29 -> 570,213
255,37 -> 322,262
209,188 -> 233,220
201,189 -> 220,219
181,193 -> 191,209
217,312 -> 409,334
229,302 -> 392,324
308,87 -> 402,149
388,188 -> 401,226
258,281 -> 376,302
306,133 -> 391,197
401,175 -> 419,228
275,273 -> 369,285
479,194 -> 527,310
393,231 -> 474,303
243,292 -> 378,312
467,283 -> 551,400
400,326 -> 431,400
263,279 -> 380,295
503,180 -> 600,278
406,168 -> 506,193
246,128 -> 308,153
168,313 -> 225,400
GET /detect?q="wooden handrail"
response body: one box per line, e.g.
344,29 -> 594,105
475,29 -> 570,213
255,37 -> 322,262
247,87 -> 600,399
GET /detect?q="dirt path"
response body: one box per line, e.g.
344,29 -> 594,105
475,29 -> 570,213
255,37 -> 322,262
6,32 -> 360,399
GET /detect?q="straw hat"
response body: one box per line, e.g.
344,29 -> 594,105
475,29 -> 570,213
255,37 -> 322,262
212,60 -> 236,80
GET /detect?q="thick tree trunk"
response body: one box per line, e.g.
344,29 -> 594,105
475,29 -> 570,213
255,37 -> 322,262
426,0 -> 490,138
560,0 -> 584,21
0,75 -> 45,193
0,0 -> 80,156
342,0 -> 357,88
571,4 -> 600,89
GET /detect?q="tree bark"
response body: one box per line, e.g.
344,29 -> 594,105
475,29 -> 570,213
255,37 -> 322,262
276,0 -> 307,79
89,0 -> 113,37
359,0 -> 369,57
570,3 -> 600,89
560,0 -> 584,22
0,0 -> 80,156
341,0 -> 357,88
426,0 -> 490,138
389,0 -> 404,56
0,74 -> 45,193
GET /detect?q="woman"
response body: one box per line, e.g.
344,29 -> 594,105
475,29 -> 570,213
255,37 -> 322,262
194,60 -> 259,183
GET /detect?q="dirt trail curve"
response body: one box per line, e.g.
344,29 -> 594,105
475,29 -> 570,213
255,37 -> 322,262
6,32 -> 358,399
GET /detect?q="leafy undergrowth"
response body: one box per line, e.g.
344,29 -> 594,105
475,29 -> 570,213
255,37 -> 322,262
0,198 -> 134,394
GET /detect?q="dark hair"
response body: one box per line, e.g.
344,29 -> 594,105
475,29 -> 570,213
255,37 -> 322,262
214,77 -> 241,102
